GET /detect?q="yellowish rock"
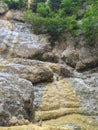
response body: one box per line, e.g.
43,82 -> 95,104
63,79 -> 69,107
35,108 -> 80,121
35,79 -> 80,121
43,114 -> 98,130
0,124 -> 70,130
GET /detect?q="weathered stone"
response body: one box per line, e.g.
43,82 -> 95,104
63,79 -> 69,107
0,19 -> 12,30
43,114 -> 98,130
0,58 -> 73,83
0,61 -> 53,83
0,2 -> 8,14
33,79 -> 80,121
62,48 -> 79,68
42,52 -> 59,63
76,56 -> 98,71
12,10 -> 24,22
0,124 -> 70,130
7,116 -> 30,126
0,19 -> 51,59
66,74 -> 98,116
0,73 -> 34,125
76,47 -> 98,71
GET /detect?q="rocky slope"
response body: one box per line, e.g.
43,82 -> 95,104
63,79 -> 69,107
0,2 -> 98,130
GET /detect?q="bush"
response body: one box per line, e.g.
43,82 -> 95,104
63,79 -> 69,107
37,2 -> 50,17
24,10 -> 67,40
24,10 -> 46,34
66,15 -> 79,36
81,4 -> 98,45
3,0 -> 26,9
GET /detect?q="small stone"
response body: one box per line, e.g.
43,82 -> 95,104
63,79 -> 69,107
8,117 -> 18,126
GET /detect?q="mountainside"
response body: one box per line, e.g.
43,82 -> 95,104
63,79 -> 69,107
0,1 -> 98,130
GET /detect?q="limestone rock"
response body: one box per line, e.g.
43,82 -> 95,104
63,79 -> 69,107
0,19 -> 51,59
0,61 -> 53,83
76,47 -> 98,71
5,10 -> 25,22
0,2 -> 8,14
33,79 -> 80,121
12,10 -> 24,22
0,73 -> 34,125
43,114 -> 98,130
0,124 -> 69,130
8,117 -> 30,126
0,19 -> 12,30
66,75 -> 98,116
42,52 -> 59,63
62,48 -> 79,68
76,56 -> 98,71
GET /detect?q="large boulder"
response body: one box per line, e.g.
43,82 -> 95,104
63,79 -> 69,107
0,2 -> 8,14
0,62 -> 53,83
0,73 -> 34,126
0,58 -> 73,83
0,19 -> 51,59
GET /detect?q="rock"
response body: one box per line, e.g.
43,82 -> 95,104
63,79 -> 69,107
0,61 -> 53,83
7,117 -> 18,126
0,58 -> 73,83
76,47 -> 98,71
0,2 -> 8,14
4,10 -> 13,20
0,19 -> 51,59
33,79 -> 80,121
12,10 -> 25,22
43,114 -> 98,130
0,124 -> 71,130
7,116 -> 30,126
76,56 -> 98,71
42,52 -> 59,63
0,73 -> 34,125
64,123 -> 81,130
0,19 -> 12,30
4,10 -> 24,21
66,75 -> 98,116
62,48 -> 79,68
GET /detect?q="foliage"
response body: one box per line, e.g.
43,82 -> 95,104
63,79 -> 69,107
49,0 -> 61,12
2,0 -> 98,46
81,3 -> 98,45
66,15 -> 79,36
3,0 -> 26,9
24,10 -> 67,40
36,2 -> 50,17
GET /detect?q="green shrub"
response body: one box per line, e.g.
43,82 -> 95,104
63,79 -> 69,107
37,2 -> 50,17
81,4 -> 98,45
24,10 -> 46,34
3,0 -> 26,9
24,10 -> 67,40
66,15 -> 79,36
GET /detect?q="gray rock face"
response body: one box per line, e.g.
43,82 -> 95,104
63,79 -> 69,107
0,60 -> 53,83
76,47 -> 98,71
0,73 -> 34,125
66,72 -> 98,117
0,2 -> 8,14
0,19 -> 51,59
62,47 -> 79,68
